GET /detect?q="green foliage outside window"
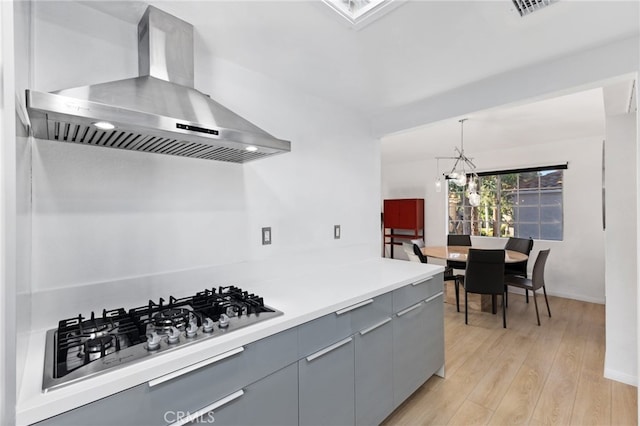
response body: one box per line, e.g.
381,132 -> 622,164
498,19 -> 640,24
448,169 -> 563,241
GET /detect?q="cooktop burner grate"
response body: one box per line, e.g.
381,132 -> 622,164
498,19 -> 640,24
44,285 -> 282,392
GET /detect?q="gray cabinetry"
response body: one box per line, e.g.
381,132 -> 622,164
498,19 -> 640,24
237,363 -> 298,426
35,328 -> 298,426
393,275 -> 442,312
298,337 -> 355,426
423,292 -> 445,378
392,275 -> 444,409
392,300 -> 429,408
354,316 -> 393,426
298,293 -> 392,358
33,273 -> 445,426
298,292 -> 393,426
200,363 -> 298,426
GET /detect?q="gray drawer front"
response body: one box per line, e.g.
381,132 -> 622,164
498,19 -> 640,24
350,292 -> 392,333
205,363 -> 299,426
298,311 -> 351,358
34,383 -> 152,426
237,326 -> 298,385
393,273 -> 443,312
149,327 -> 298,422
237,363 -> 298,426
35,328 -> 298,426
298,293 -> 391,358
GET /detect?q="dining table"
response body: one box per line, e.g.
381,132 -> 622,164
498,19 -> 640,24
421,245 -> 528,313
421,246 -> 529,264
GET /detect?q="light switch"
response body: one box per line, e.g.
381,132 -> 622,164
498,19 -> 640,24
262,227 -> 271,245
334,225 -> 341,239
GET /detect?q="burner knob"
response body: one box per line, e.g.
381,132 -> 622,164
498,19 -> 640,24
167,326 -> 181,344
203,317 -> 215,333
218,314 -> 230,328
146,332 -> 161,351
186,322 -> 198,338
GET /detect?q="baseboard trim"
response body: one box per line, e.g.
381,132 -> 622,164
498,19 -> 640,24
507,287 -> 605,305
604,367 -> 638,386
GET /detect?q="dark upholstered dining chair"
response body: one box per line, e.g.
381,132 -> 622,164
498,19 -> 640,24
458,249 -> 507,328
504,237 -> 534,304
446,234 -> 472,272
505,249 -> 551,326
504,237 -> 533,276
412,243 -> 463,311
411,238 -> 425,248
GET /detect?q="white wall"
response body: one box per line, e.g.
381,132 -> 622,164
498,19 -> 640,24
1,1 -> 18,424
27,2 -> 380,320
373,36 -> 640,138
199,55 -> 381,261
383,135 -> 606,303
13,0 -> 33,400
380,32 -> 639,387
605,112 -> 638,385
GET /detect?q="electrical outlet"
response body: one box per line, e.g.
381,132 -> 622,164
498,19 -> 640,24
334,225 -> 341,239
262,227 -> 271,245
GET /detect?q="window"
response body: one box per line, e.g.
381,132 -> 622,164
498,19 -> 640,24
448,166 -> 565,241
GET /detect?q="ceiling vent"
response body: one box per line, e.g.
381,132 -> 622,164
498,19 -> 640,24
512,0 -> 558,17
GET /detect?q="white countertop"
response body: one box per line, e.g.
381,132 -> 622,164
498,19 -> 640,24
16,255 -> 443,425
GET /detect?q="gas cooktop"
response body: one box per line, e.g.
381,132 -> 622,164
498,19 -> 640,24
43,285 -> 282,392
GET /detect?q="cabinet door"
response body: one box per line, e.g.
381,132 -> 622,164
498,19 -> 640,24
423,292 -> 445,378
392,301 -> 429,408
238,363 -> 298,426
299,337 -> 355,426
209,363 -> 299,426
383,199 -> 424,229
354,317 -> 393,426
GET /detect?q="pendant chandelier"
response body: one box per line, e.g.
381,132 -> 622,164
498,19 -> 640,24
435,118 -> 481,207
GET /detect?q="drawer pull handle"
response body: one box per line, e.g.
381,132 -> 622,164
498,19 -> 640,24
412,277 -> 434,286
306,337 -> 353,362
148,346 -> 245,387
169,389 -> 245,426
397,302 -> 423,317
425,291 -> 444,304
336,299 -> 374,315
359,317 -> 392,336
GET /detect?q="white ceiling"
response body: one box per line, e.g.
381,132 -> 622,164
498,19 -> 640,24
380,87 -> 607,164
84,0 -> 639,119
79,0 -> 637,158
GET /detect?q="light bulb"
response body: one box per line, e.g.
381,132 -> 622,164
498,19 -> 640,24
435,177 -> 442,193
469,191 -> 481,207
93,121 -> 115,130
468,179 -> 477,192
456,173 -> 467,186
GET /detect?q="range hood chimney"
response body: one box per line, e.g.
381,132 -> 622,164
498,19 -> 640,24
25,6 -> 291,163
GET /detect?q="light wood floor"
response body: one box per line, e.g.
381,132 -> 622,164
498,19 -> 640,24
383,294 -> 638,425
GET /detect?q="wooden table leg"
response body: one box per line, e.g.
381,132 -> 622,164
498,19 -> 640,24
444,281 -> 494,313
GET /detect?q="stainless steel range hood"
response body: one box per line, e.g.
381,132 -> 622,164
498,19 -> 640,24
25,6 -> 291,163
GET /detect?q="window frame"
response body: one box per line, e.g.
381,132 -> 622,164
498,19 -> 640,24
447,164 -> 566,241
